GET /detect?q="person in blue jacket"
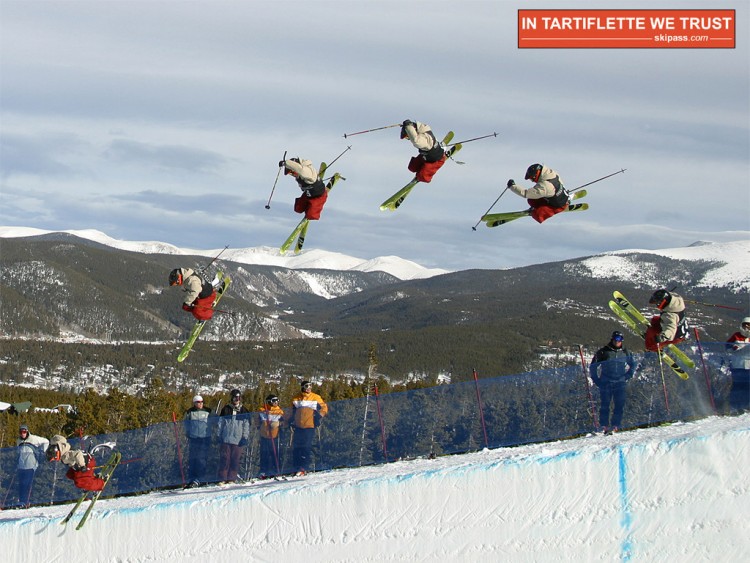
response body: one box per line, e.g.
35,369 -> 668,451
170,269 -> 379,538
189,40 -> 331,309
590,331 -> 637,434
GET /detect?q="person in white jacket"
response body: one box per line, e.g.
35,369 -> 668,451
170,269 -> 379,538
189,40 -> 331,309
16,425 -> 49,507
506,163 -> 571,223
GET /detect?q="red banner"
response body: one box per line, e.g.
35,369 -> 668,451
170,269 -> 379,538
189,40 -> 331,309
518,9 -> 736,49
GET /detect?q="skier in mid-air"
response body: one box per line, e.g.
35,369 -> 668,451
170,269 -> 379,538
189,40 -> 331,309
169,268 -> 224,321
400,119 -> 448,183
280,157 -> 329,221
645,289 -> 689,351
506,163 -> 571,224
46,435 -> 106,492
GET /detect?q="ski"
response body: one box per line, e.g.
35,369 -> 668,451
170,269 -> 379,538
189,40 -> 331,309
482,190 -> 587,227
608,300 -> 689,380
177,272 -> 231,362
612,291 -> 695,368
280,217 -> 308,255
380,131 -> 461,211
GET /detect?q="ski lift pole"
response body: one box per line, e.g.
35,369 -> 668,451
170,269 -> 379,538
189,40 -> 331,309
343,123 -> 401,138
472,369 -> 489,448
265,151 -> 287,209
570,168 -> 626,193
693,327 -> 717,414
472,187 -> 508,231
447,132 -> 498,146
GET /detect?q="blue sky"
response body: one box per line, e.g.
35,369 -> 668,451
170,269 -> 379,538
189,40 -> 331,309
1,0 -> 748,271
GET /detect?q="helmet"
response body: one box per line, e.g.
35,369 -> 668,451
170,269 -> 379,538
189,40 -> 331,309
400,120 -> 415,139
230,389 -> 241,400
649,289 -> 671,310
169,268 -> 183,286
192,395 -> 203,404
265,394 -> 279,404
741,317 -> 750,326
611,331 -> 624,342
301,380 -> 312,392
284,157 -> 300,175
46,444 -> 60,462
524,163 -> 543,182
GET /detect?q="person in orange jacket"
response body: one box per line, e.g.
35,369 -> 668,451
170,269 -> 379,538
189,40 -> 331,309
288,381 -> 328,476
256,394 -> 285,478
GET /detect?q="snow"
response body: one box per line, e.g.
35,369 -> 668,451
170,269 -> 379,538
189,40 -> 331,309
577,239 -> 750,292
2,414 -> 748,562
0,226 -> 448,281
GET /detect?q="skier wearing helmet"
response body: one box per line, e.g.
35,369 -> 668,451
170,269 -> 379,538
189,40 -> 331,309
726,317 -> 750,413
168,268 -> 223,321
256,394 -> 285,478
589,331 -> 637,434
506,163 -> 571,223
645,289 -> 688,351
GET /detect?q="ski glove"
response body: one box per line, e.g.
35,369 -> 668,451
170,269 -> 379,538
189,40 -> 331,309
238,438 -> 248,447
278,160 -> 286,168
507,179 -> 515,188
182,303 -> 194,312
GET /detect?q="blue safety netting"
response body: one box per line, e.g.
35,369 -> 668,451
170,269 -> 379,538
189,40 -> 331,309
0,342 -> 744,509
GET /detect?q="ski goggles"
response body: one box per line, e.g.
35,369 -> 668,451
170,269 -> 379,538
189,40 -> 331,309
613,335 -> 624,342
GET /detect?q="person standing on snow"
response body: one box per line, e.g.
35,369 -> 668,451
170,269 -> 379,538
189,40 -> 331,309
506,163 -> 571,223
255,394 -> 285,479
183,394 -> 215,487
46,435 -> 106,492
168,268 -> 224,322
217,389 -> 250,483
726,317 -> 750,414
288,380 -> 328,476
16,425 -> 49,506
589,331 -> 637,434
645,289 -> 689,351
280,157 -> 329,221
400,119 -> 448,183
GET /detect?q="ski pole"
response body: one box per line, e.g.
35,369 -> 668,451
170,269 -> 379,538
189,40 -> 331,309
265,151 -> 287,209
684,299 -> 743,311
472,187 -> 508,231
570,168 -> 626,193
343,123 -> 401,138
472,369 -> 489,448
325,145 -> 352,169
199,245 -> 229,275
172,412 -> 186,487
578,346 -> 599,429
447,132 -> 498,146
191,305 -> 236,316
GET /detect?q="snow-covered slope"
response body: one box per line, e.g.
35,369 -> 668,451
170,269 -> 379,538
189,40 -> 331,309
2,414 -> 748,562
0,227 -> 447,281
573,239 -> 750,292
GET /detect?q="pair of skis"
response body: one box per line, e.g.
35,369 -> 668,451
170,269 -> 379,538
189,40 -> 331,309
177,272 -> 232,362
481,189 -> 588,227
61,451 -> 121,530
380,131 -> 463,211
608,291 -> 694,380
280,163 -> 345,255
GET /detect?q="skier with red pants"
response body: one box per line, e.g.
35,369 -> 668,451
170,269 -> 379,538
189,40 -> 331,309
46,435 -> 105,492
281,157 -> 328,220
169,268 -> 222,321
400,120 -> 447,183
507,163 -> 571,223
645,289 -> 689,351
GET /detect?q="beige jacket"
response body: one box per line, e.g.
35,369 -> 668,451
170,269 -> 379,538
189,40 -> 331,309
176,268 -> 205,305
284,159 -> 319,186
403,121 -> 436,152
49,435 -> 88,470
658,293 -> 687,341
510,165 -> 564,200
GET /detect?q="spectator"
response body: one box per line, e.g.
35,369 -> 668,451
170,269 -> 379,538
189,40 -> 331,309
726,317 -> 750,414
256,394 -> 285,479
183,394 -> 214,486
217,389 -> 250,483
16,425 -> 49,507
288,380 -> 328,476
46,435 -> 106,491
590,331 -> 636,434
